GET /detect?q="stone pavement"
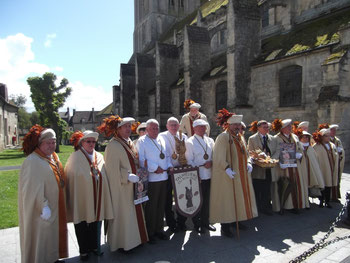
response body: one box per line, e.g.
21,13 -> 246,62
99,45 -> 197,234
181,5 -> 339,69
1,174 -> 350,263
0,166 -> 21,171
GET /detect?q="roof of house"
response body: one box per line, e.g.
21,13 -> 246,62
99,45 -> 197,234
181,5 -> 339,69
71,111 -> 98,124
97,103 -> 114,116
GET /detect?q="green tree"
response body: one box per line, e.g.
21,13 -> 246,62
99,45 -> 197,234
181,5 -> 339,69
9,94 -> 27,108
30,111 -> 40,126
27,72 -> 72,152
9,94 -> 32,130
18,108 -> 32,130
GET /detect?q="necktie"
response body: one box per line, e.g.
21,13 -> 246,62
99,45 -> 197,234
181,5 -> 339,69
263,136 -> 271,155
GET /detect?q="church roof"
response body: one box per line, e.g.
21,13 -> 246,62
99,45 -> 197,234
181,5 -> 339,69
255,8 -> 350,65
160,0 -> 228,42
97,103 -> 114,116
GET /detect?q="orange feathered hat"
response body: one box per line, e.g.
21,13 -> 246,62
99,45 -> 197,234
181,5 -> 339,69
249,121 -> 258,133
70,131 -> 84,151
131,121 -> 141,135
312,130 -> 323,144
22,124 -> 45,156
292,121 -> 300,134
271,119 -> 283,132
97,115 -> 122,137
184,99 -> 195,110
216,108 -> 234,130
318,123 -> 329,131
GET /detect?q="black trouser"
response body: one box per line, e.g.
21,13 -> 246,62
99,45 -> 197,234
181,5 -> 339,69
74,221 -> 99,254
320,187 -> 331,205
192,179 -> 211,227
164,177 -> 187,228
253,169 -> 272,212
145,180 -> 167,237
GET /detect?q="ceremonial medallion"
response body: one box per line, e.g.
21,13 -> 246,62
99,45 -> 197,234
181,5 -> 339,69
203,153 -> 209,160
160,152 -> 165,159
172,152 -> 177,160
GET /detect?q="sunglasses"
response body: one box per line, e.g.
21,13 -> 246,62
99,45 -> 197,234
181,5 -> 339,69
85,140 -> 97,144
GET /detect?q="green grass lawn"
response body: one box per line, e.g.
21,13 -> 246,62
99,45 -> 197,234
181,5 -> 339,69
0,170 -> 19,229
0,148 -> 26,167
0,145 -> 74,168
0,145 -> 75,229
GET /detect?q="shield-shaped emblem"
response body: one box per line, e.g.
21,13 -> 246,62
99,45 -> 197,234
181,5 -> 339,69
171,166 -> 202,217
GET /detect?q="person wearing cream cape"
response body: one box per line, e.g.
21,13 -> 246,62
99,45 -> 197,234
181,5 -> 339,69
210,109 -> 257,238
180,99 -> 210,137
65,130 -> 114,260
271,119 -> 308,214
329,124 -> 345,201
313,128 -> 339,208
18,125 -> 68,263
98,116 -> 148,252
295,129 -> 325,206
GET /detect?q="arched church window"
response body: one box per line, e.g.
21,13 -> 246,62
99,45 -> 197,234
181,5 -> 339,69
216,81 -> 227,112
279,65 -> 302,107
261,7 -> 269,28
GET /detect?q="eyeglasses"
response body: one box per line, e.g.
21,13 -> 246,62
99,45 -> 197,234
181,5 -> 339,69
85,140 -> 97,144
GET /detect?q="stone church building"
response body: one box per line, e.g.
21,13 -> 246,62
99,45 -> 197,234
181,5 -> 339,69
113,0 -> 350,155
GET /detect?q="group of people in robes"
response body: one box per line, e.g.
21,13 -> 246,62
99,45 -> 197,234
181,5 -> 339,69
18,99 -> 345,262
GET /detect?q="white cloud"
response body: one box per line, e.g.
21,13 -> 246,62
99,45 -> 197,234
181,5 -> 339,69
0,33 -> 50,111
44,33 -> 56,48
53,66 -> 63,72
0,33 -> 112,114
63,81 -> 112,112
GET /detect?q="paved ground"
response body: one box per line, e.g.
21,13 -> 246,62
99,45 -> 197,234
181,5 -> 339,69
0,166 -> 21,171
1,172 -> 350,263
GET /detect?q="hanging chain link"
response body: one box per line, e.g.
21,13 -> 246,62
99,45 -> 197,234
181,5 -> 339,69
290,195 -> 350,263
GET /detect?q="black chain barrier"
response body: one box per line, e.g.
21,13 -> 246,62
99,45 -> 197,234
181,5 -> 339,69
290,191 -> 350,263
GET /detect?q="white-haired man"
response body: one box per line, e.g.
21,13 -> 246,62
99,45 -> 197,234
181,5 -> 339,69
137,119 -> 173,243
185,119 -> 216,234
159,117 -> 188,232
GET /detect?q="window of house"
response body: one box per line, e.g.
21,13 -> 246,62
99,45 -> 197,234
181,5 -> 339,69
180,0 -> 184,8
279,65 -> 302,107
219,30 -> 226,45
216,81 -> 227,112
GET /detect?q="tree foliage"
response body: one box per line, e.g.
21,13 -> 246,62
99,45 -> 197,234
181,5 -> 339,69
9,94 -> 27,108
27,72 -> 72,151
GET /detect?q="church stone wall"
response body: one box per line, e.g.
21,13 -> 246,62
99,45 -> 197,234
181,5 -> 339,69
251,48 -> 331,132
135,54 -> 155,119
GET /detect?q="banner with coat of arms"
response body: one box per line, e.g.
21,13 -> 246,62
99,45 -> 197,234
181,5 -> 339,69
171,166 -> 202,218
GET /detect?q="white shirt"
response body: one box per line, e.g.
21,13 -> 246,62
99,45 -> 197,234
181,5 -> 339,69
137,134 -> 173,182
185,134 -> 214,180
159,130 -> 188,167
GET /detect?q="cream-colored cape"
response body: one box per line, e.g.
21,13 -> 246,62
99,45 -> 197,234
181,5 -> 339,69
300,146 -> 325,189
332,137 -> 345,176
272,133 -> 308,211
209,131 -> 258,224
104,138 -> 146,251
18,152 -> 62,263
313,143 -> 339,187
65,150 -> 114,224
179,112 -> 210,137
